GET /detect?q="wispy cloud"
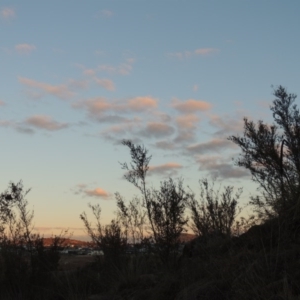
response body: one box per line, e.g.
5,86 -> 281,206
176,114 -> 199,129
98,9 -> 113,18
139,122 -> 175,138
127,96 -> 157,111
0,100 -> 5,106
74,96 -> 158,117
94,78 -> 115,91
0,120 -> 13,128
1,7 -> 15,20
193,84 -> 199,92
167,48 -> 219,59
16,126 -> 35,134
83,69 -> 96,76
0,119 -> 35,134
154,140 -> 175,150
73,98 -> 111,115
15,44 -> 36,54
187,138 -> 234,154
85,188 -> 110,198
73,184 -> 110,199
68,79 -> 89,90
196,155 -> 250,179
209,114 -> 245,137
172,99 -> 211,113
194,48 -> 219,55
149,162 -> 183,177
167,51 -> 192,59
19,77 -> 75,100
98,59 -> 134,75
174,130 -> 196,144
25,115 -> 69,131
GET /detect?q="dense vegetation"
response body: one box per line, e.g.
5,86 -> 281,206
0,86 -> 299,299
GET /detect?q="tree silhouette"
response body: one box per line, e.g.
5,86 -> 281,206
229,86 -> 300,219
121,140 -> 189,263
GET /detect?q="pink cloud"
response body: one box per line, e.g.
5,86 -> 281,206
94,78 -> 115,91
1,7 -> 15,20
73,184 -> 110,199
193,84 -> 199,92
74,98 -> 111,115
85,188 -> 109,198
0,100 -> 5,106
176,114 -> 199,129
194,48 -> 219,55
0,120 -> 13,127
128,96 -> 158,111
15,44 -> 36,54
19,77 -> 74,100
75,96 -> 158,117
25,115 -> 68,131
172,99 -> 211,113
83,69 -> 96,76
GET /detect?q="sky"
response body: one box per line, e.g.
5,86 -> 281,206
0,0 -> 299,240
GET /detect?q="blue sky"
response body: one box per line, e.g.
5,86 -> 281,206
0,1 -> 299,240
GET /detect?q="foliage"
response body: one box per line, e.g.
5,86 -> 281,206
121,140 -> 189,263
120,140 -> 155,238
0,182 -> 32,241
116,193 -> 147,244
188,178 -> 242,237
229,86 -> 300,219
80,203 -> 127,261
150,178 -> 189,262
0,181 -> 64,299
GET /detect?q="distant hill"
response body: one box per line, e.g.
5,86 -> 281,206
42,233 -> 196,247
43,237 -> 94,247
179,233 -> 197,243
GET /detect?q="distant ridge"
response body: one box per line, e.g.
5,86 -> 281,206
42,233 -> 196,247
42,238 -> 94,247
179,233 -> 197,243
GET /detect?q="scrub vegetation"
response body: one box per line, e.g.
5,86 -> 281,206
0,86 -> 300,299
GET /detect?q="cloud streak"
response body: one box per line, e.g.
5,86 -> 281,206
98,59 -> 134,76
74,96 -> 158,117
194,48 -> 219,55
196,155 -> 250,179
167,48 -> 219,59
85,188 -> 109,198
19,77 -> 75,100
1,7 -> 15,20
187,138 -> 234,154
25,115 -> 69,131
94,78 -> 115,91
139,122 -> 175,138
15,44 -> 36,54
172,99 -> 211,113
73,184 -> 110,199
98,9 -> 113,18
149,162 -> 183,177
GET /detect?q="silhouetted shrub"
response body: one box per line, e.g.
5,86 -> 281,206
229,86 -> 300,220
